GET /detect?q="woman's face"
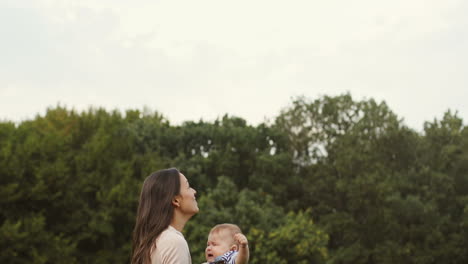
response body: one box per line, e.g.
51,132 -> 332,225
176,173 -> 198,215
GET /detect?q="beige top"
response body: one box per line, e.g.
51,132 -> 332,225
151,225 -> 192,264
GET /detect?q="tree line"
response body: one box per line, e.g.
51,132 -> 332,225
1,94 -> 467,264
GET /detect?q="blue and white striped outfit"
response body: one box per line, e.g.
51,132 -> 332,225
211,250 -> 238,264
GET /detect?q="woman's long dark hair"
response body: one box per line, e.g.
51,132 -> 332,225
131,168 -> 181,264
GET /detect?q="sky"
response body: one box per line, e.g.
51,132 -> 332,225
1,0 -> 467,131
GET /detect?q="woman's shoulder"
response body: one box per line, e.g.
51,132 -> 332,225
156,226 -> 188,247
152,226 -> 191,263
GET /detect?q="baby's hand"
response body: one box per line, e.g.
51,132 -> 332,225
234,233 -> 248,248
234,233 -> 249,264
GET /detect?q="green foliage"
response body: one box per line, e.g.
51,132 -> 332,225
0,214 -> 77,264
251,210 -> 329,264
1,95 -> 467,263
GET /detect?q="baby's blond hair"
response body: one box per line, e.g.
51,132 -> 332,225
209,223 -> 242,246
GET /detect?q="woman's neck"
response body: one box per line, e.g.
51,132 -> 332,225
170,212 -> 192,232
170,220 -> 185,232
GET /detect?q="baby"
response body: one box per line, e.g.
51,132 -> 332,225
203,223 -> 249,264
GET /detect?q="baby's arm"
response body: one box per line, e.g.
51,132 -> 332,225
234,233 -> 249,264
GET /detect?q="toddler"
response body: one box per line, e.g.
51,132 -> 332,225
203,223 -> 249,264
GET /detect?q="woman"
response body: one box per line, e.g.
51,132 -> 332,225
131,168 -> 198,264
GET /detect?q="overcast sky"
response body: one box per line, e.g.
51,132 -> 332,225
1,0 -> 467,131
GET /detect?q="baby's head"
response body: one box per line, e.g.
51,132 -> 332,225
205,223 -> 242,262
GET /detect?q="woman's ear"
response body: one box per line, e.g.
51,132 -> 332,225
172,195 -> 181,208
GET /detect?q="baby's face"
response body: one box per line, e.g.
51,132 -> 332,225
205,230 -> 234,262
